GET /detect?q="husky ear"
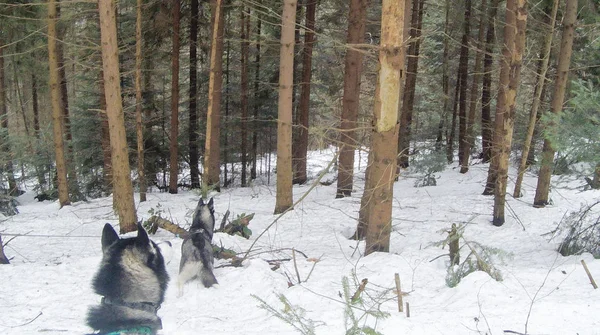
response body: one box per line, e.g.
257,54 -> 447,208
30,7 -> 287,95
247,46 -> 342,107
101,224 -> 119,252
198,198 -> 205,207
136,222 -> 150,247
207,198 -> 214,211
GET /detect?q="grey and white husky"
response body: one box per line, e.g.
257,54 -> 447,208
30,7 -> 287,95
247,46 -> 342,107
87,223 -> 169,335
178,197 -> 218,294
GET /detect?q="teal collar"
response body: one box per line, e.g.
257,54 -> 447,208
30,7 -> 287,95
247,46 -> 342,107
104,326 -> 153,334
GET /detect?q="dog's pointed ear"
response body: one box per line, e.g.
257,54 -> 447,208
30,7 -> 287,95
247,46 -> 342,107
101,224 -> 119,252
207,198 -> 214,211
136,222 -> 149,247
199,198 -> 205,206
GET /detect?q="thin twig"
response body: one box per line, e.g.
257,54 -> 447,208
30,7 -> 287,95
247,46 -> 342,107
292,248 -> 301,284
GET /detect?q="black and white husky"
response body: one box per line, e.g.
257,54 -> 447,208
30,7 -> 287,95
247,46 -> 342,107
87,223 -> 169,335
178,197 -> 218,294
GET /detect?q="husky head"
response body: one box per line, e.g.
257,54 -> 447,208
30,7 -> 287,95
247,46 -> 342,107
87,223 -> 169,334
191,197 -> 215,238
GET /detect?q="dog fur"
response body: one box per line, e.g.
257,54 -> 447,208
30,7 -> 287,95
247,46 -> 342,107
87,223 -> 169,335
178,198 -> 218,294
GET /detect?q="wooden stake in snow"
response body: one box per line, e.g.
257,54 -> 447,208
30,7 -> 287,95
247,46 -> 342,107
406,302 -> 410,317
395,273 -> 403,312
581,260 -> 598,289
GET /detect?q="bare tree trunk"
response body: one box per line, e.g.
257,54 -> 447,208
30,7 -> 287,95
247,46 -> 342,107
534,0 -> 578,207
292,0 -> 316,185
463,0 -> 487,173
436,0 -> 449,152
513,0 -> 559,198
47,0 -> 70,208
223,39 -> 230,187
592,164 -> 600,189
481,0 -> 499,164
31,74 -> 46,187
363,0 -> 406,255
274,0 -> 298,214
0,234 -> 8,264
168,0 -> 181,194
189,0 -> 200,190
99,0 -> 138,233
335,0 -> 367,198
135,0 -> 147,202
240,6 -> 250,187
491,0 -> 528,226
99,71 -> 112,194
204,0 -> 225,191
251,17 -> 262,180
446,75 -> 461,163
397,0 -> 424,169
457,0 -> 472,173
0,37 -> 17,196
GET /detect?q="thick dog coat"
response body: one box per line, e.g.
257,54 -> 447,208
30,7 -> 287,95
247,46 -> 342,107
87,223 -> 169,335
178,198 -> 218,294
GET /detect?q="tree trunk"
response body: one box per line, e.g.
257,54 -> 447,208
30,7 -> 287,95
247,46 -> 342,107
56,6 -> 81,201
513,0 -> 559,198
31,74 -> 46,187
251,17 -> 262,180
135,0 -> 147,202
240,6 -> 250,187
480,0 -> 499,164
363,0 -> 406,255
491,0 -> 528,226
436,0 -> 449,152
274,0 -> 298,214
0,37 -> 17,196
0,234 -> 9,264
168,0 -> 181,194
99,72 -> 112,194
204,0 -> 225,191
189,0 -> 200,190
457,0 -> 472,173
335,0 -> 367,198
292,0 -> 316,185
592,164 -> 600,189
397,0 -> 424,169
446,75 -> 461,163
534,0 -> 578,207
47,0 -> 70,208
223,39 -> 230,187
99,0 -> 138,233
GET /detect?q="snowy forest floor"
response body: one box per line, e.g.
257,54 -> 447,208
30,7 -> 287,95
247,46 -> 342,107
1,148 -> 599,335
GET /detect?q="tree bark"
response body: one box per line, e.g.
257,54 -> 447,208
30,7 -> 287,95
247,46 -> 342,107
240,6 -> 250,187
363,0 -> 406,255
457,0 -> 472,173
335,0 -> 367,198
0,234 -> 9,264
446,74 -> 461,163
513,0 -> 559,198
47,0 -> 70,207
251,17 -> 262,180
534,0 -> 578,207
189,0 -> 200,190
31,73 -> 46,187
99,0 -> 138,233
491,0 -> 528,226
480,0 -> 499,164
274,0 -> 298,214
397,0 -> 424,169
436,0 -> 449,152
135,0 -> 147,202
292,0 -> 317,185
99,69 -> 112,194
168,0 -> 181,194
204,0 -> 225,191
0,37 -> 16,196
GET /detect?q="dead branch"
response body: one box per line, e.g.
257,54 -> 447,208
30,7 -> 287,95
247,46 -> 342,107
395,273 -> 403,312
351,278 -> 368,303
219,209 -> 230,230
146,215 -> 189,239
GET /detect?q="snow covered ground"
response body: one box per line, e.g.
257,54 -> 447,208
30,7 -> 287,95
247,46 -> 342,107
1,148 -> 599,334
